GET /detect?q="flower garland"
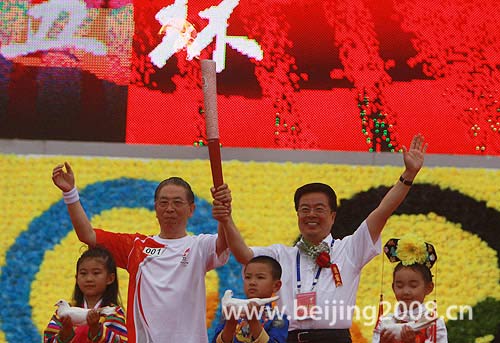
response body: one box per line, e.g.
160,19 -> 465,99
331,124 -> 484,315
296,239 -> 343,287
296,239 -> 331,266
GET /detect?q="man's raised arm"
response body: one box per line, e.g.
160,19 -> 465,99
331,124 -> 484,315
212,184 -> 254,264
366,134 -> 428,243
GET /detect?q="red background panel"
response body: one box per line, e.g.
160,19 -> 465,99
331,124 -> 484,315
0,0 -> 498,155
127,0 -> 500,155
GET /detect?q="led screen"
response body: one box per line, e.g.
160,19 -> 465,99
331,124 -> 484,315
1,0 -> 499,155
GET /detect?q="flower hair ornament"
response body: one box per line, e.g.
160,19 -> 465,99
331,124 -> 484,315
384,235 -> 437,269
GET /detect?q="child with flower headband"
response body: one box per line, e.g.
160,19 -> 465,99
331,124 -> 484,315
372,235 -> 448,343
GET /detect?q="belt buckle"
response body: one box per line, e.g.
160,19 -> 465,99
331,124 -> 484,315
297,331 -> 309,343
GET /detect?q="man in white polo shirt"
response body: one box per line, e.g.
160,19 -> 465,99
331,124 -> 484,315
52,162 -> 230,343
212,134 -> 427,343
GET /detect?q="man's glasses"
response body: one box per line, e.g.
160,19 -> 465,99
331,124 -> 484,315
297,206 -> 330,216
156,199 -> 189,209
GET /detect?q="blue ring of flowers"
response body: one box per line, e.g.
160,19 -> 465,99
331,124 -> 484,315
0,178 -> 243,342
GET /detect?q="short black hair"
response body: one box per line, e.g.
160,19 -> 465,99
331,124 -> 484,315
294,183 -> 337,212
154,177 -> 195,203
393,262 -> 433,284
245,256 -> 282,280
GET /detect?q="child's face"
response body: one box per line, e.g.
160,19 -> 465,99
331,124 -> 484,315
76,257 -> 115,299
392,267 -> 433,308
243,262 -> 281,299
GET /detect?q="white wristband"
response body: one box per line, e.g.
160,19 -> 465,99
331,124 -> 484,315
63,187 -> 80,205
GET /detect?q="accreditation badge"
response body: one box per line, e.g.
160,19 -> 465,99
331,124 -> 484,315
296,291 -> 316,319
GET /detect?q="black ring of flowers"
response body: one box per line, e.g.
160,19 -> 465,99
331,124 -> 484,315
329,183 -> 500,342
331,183 -> 499,254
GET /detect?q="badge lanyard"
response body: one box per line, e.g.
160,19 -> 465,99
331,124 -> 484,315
296,240 -> 334,293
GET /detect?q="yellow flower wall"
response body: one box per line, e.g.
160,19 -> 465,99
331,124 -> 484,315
0,153 -> 498,342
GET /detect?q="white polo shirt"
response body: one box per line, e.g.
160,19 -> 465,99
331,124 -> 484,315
251,220 -> 380,330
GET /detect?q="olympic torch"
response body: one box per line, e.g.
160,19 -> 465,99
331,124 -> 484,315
201,59 -> 224,188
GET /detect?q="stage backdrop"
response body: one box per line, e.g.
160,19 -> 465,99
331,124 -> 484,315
1,0 -> 500,155
0,154 -> 499,343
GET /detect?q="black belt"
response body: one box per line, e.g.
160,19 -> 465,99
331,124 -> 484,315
287,329 -> 351,343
